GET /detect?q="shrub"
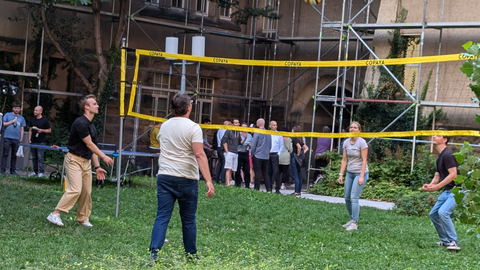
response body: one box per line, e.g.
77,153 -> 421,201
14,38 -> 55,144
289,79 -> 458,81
394,191 -> 440,216
362,182 -> 415,202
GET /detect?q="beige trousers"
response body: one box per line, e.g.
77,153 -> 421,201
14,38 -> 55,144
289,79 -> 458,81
55,152 -> 92,223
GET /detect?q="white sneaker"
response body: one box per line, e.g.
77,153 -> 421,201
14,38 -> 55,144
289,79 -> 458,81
249,183 -> 254,188
280,185 -> 286,190
28,172 -> 36,177
230,180 -> 235,186
38,173 -> 44,178
342,220 -> 353,228
346,223 -> 358,231
47,213 -> 64,226
80,221 -> 93,227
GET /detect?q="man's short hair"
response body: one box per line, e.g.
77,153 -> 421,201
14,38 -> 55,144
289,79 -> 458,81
202,118 -> 211,124
79,94 -> 96,113
171,93 -> 190,116
437,128 -> 451,143
12,103 -> 21,108
322,126 -> 331,133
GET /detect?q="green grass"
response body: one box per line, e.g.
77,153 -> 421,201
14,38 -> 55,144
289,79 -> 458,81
1,175 -> 480,269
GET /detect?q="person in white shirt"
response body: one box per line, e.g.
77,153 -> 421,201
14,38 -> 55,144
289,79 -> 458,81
149,93 -> 215,262
269,120 -> 284,193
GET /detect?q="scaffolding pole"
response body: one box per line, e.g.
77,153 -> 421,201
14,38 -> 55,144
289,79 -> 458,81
411,0 -> 428,172
306,0 -> 327,190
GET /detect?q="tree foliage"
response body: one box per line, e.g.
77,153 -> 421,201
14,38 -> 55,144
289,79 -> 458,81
210,0 -> 283,25
454,41 -> 480,238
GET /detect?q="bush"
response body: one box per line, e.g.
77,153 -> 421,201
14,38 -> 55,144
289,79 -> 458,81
362,182 -> 415,202
394,191 -> 440,216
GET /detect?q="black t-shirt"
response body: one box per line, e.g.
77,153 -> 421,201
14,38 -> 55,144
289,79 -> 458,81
291,138 -> 304,157
30,116 -> 51,143
436,147 -> 459,190
67,115 -> 98,159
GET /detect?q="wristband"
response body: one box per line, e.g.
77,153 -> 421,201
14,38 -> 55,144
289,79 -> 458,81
94,166 -> 101,170
339,173 -> 343,176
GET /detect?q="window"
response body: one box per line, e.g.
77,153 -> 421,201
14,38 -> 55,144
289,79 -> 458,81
153,73 -> 169,90
196,0 -> 208,13
262,0 -> 278,33
198,78 -> 214,100
404,37 -> 420,94
193,78 -> 213,122
151,93 -> 169,118
220,0 -> 232,18
171,0 -> 184,8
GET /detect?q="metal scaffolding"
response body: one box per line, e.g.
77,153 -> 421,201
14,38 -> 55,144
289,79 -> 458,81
4,0 -> 480,191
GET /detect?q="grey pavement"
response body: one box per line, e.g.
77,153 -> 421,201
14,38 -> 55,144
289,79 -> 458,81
258,187 -> 395,211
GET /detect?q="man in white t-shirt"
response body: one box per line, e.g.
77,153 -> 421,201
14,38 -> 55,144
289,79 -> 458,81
149,93 -> 215,263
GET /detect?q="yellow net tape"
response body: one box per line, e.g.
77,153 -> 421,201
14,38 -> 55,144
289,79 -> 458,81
120,48 -> 479,138
136,49 -> 476,68
126,112 -> 480,138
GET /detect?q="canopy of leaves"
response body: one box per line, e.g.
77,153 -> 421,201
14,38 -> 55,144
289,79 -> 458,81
210,0 -> 283,25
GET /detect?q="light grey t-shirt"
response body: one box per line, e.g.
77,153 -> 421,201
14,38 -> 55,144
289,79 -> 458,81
343,137 -> 369,173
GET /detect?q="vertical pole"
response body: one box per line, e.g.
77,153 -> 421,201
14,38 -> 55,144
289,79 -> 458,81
332,0 -> 347,153
411,0 -> 428,173
339,0 -> 353,136
181,60 -> 187,94
247,0 -> 259,124
116,38 -> 127,218
125,0 -> 132,47
306,0 -> 326,189
37,28 -> 45,106
432,0 -> 445,152
132,83 -> 142,165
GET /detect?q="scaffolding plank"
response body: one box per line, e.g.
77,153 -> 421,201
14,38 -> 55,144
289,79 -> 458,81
278,36 -> 373,42
324,22 -> 480,30
420,101 -> 480,108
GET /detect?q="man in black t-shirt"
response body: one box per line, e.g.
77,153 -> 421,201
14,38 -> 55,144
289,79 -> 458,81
422,133 -> 460,250
47,95 -> 114,228
28,106 -> 51,177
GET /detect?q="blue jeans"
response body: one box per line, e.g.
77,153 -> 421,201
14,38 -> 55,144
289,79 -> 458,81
31,143 -> 46,174
150,175 -> 199,257
344,172 -> 369,223
290,156 -> 302,193
429,190 -> 458,243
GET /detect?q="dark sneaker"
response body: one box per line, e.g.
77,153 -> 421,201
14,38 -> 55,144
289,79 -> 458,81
436,241 -> 449,246
10,172 -> 19,176
446,241 -> 460,251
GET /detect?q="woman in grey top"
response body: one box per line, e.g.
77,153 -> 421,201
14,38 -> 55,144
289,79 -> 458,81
338,121 -> 369,231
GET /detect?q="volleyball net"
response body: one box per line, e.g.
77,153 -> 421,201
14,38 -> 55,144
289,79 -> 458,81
119,47 -> 480,138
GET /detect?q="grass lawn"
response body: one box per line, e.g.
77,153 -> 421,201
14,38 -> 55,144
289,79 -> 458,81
1,175 -> 479,269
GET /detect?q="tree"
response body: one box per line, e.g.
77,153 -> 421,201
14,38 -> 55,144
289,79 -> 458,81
39,0 -> 128,93
210,0 -> 282,25
452,41 -> 480,238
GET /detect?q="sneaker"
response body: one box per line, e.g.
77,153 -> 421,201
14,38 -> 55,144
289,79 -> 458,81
38,173 -> 44,178
28,172 -> 37,177
342,220 -> 354,228
80,221 -> 93,227
436,241 -> 449,246
230,180 -> 235,186
346,223 -> 358,231
10,172 -> 19,176
446,241 -> 460,250
249,183 -> 254,188
47,213 -> 64,226
280,185 -> 286,190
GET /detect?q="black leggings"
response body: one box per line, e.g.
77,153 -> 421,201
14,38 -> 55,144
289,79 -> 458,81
279,164 -> 290,184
